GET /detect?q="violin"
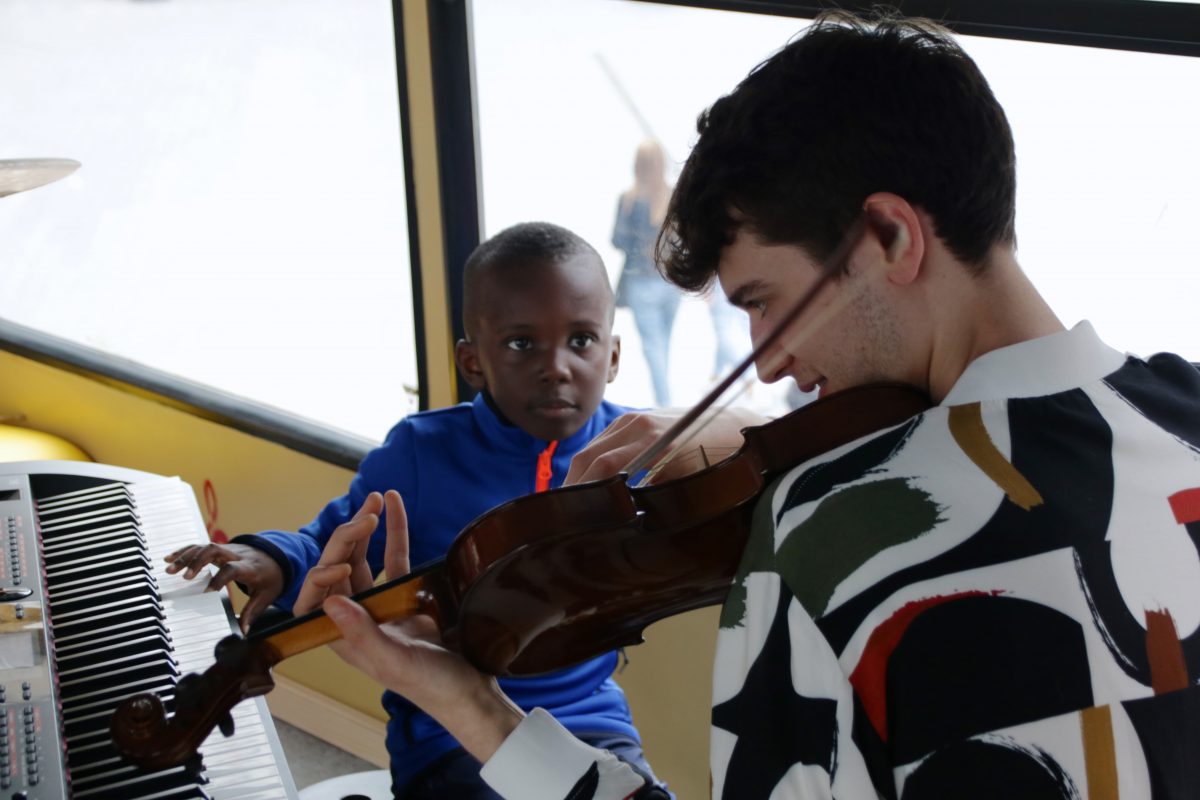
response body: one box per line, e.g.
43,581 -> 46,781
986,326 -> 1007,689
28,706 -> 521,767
110,214 -> 931,769
110,382 -> 929,768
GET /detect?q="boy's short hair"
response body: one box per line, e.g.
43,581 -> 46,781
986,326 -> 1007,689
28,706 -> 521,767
462,222 -> 609,333
660,10 -> 1017,291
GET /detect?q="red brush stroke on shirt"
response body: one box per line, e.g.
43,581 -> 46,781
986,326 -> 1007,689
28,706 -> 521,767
1168,488 -> 1200,525
849,590 -> 1002,742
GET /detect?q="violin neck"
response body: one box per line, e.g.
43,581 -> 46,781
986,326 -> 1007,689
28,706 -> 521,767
252,566 -> 439,662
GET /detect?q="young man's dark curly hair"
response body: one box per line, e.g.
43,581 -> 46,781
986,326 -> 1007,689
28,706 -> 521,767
659,10 -> 1018,291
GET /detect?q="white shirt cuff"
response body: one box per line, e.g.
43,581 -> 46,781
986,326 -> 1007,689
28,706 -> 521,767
480,707 -> 647,800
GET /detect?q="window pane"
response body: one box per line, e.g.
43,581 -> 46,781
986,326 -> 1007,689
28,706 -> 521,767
0,0 -> 416,442
472,0 -> 1200,414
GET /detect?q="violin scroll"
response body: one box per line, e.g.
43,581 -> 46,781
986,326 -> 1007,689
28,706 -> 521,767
111,633 -> 279,769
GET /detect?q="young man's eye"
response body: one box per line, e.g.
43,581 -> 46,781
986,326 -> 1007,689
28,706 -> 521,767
569,333 -> 598,349
505,337 -> 533,351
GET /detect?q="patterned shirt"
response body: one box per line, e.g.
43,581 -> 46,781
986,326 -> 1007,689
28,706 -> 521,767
484,321 -> 1200,800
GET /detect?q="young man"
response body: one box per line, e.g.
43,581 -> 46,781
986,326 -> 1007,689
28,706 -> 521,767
301,11 -> 1200,800
164,222 -> 663,798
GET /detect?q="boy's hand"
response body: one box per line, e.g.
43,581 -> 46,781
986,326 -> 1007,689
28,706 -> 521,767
293,490 -> 401,614
163,542 -> 284,633
295,489 -> 525,762
564,406 -> 767,485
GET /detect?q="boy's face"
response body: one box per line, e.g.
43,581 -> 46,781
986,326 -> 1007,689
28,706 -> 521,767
456,253 -> 620,442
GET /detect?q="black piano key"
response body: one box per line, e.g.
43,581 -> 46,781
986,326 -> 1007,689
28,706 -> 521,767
39,563 -> 153,599
41,522 -> 144,554
70,761 -> 205,799
55,617 -> 169,654
49,568 -> 158,607
36,481 -> 130,510
42,529 -> 146,563
50,596 -> 165,632
37,484 -> 135,513
43,549 -> 153,584
51,585 -> 161,620
62,677 -> 177,722
59,657 -> 178,705
57,631 -> 173,673
43,544 -> 151,575
39,509 -> 140,537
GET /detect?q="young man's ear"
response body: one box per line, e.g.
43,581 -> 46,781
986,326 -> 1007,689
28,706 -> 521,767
862,192 -> 924,286
454,338 -> 487,391
607,334 -> 621,383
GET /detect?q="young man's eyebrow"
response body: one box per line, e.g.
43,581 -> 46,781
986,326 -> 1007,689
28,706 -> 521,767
726,280 -> 767,309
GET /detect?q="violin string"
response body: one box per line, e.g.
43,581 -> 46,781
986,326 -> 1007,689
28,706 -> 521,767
634,388 -> 745,486
622,214 -> 871,481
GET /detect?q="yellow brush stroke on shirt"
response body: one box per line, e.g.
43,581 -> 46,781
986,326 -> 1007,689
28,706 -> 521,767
1080,705 -> 1120,800
948,403 -> 1043,510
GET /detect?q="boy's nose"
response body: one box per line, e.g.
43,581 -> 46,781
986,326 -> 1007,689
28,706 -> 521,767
539,347 -> 572,382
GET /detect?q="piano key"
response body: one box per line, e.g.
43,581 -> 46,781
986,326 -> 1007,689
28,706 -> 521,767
26,472 -> 300,798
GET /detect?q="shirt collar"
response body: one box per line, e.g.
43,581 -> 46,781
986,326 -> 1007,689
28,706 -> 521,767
940,320 -> 1127,406
469,391 -> 602,453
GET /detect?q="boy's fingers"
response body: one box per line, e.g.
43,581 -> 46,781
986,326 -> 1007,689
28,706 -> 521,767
317,514 -> 378,566
239,592 -> 274,634
383,490 -> 410,580
205,562 -> 244,594
294,563 -> 354,614
348,536 -> 374,593
351,491 -> 384,521
344,506 -> 378,592
165,544 -> 227,579
309,563 -> 353,588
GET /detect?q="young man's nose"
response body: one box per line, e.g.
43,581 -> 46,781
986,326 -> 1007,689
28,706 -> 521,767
750,334 -> 789,384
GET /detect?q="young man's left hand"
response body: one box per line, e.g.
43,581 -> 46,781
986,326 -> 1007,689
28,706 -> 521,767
564,406 -> 768,485
293,489 -> 526,763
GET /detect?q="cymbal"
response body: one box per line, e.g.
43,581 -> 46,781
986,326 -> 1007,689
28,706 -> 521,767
0,158 -> 81,198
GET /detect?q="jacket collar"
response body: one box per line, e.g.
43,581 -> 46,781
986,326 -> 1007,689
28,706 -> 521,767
469,391 -> 604,454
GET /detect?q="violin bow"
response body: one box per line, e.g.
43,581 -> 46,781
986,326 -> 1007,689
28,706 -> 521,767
625,214 -> 871,480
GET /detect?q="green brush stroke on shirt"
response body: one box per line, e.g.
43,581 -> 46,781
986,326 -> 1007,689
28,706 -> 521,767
722,476 -> 944,628
779,477 -> 944,617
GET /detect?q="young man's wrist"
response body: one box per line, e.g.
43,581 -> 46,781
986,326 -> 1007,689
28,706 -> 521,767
436,676 -> 525,762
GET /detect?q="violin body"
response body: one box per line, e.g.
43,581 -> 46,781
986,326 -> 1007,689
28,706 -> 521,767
449,382 -> 931,675
112,382 -> 930,768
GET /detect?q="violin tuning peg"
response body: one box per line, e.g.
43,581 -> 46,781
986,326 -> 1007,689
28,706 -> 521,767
217,711 -> 235,737
182,751 -> 205,780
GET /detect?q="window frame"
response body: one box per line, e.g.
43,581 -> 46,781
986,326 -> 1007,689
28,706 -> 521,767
0,0 -> 427,466
7,0 -> 1198,466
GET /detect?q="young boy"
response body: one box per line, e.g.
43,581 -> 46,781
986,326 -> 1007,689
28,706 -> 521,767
164,221 -> 662,798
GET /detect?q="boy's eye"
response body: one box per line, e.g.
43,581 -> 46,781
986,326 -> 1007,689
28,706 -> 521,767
569,333 -> 598,349
506,337 -> 533,351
